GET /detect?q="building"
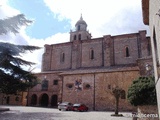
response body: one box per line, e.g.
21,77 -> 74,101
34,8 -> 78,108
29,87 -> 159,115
142,0 -> 160,118
28,15 -> 151,111
0,92 -> 27,106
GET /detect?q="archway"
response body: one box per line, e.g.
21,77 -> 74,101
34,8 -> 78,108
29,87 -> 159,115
31,94 -> 37,106
51,95 -> 58,107
40,93 -> 49,107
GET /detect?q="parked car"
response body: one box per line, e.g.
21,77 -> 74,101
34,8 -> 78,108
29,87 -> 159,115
72,103 -> 88,112
58,102 -> 73,111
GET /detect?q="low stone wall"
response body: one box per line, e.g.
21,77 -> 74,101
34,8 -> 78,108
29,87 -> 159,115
137,105 -> 158,120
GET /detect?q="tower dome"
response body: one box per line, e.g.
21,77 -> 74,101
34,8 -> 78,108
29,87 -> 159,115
75,15 -> 87,26
70,14 -> 91,42
75,14 -> 87,31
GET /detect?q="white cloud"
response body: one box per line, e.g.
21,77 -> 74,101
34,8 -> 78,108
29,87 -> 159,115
0,0 -> 20,19
44,0 -> 149,37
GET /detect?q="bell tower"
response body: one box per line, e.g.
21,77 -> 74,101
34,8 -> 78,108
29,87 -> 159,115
70,14 -> 92,42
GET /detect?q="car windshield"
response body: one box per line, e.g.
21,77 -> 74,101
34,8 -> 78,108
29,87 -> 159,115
73,104 -> 81,106
60,102 -> 70,105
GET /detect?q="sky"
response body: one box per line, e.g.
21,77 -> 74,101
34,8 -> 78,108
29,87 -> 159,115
0,0 -> 149,72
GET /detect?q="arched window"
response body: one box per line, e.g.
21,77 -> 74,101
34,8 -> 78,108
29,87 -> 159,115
78,34 -> 81,40
41,79 -> 48,91
61,52 -> 65,62
74,35 -> 76,40
125,47 -> 130,57
90,49 -> 94,59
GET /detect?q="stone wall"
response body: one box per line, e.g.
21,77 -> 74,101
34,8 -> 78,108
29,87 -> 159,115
62,74 -> 95,110
28,72 -> 62,107
0,92 -> 27,106
41,31 -> 150,72
81,39 -> 103,67
62,69 -> 139,111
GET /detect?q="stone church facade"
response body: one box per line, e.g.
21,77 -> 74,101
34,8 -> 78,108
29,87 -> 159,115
28,15 -> 152,111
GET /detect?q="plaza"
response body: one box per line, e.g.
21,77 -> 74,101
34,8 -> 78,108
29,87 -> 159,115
0,105 -> 133,120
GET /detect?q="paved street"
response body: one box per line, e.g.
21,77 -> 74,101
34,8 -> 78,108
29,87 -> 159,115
0,106 -> 133,120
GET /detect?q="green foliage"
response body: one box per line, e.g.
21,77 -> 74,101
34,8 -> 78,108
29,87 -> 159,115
127,76 -> 157,106
112,87 -> 123,98
0,43 -> 40,94
0,14 -> 40,94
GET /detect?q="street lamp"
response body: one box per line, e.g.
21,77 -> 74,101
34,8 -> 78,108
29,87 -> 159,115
145,63 -> 153,76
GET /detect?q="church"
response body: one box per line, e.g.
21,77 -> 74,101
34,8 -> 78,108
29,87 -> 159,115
28,15 -> 152,111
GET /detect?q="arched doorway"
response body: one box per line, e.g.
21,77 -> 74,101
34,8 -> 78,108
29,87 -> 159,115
31,94 -> 37,106
51,95 -> 58,107
40,93 -> 49,107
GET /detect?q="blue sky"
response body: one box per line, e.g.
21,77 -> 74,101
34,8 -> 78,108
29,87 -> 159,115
0,0 -> 149,72
8,0 -> 71,39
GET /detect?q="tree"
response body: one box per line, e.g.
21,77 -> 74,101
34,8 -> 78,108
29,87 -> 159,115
111,86 -> 124,116
127,76 -> 157,106
0,14 -> 40,94
0,14 -> 32,35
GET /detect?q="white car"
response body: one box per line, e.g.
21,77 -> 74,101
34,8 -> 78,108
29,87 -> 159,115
58,102 -> 73,111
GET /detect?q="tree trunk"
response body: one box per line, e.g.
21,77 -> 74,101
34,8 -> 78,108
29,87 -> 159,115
115,96 -> 119,115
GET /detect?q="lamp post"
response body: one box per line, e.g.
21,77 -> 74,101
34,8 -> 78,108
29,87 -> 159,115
145,63 -> 153,76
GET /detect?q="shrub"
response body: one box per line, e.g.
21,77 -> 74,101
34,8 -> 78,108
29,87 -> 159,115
127,77 -> 157,106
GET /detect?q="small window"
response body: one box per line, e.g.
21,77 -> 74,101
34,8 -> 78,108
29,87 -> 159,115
90,49 -> 94,59
83,83 -> 91,90
66,83 -> 73,89
68,84 -> 73,88
53,80 -> 58,85
85,84 -> 91,89
125,47 -> 130,57
78,34 -> 81,40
